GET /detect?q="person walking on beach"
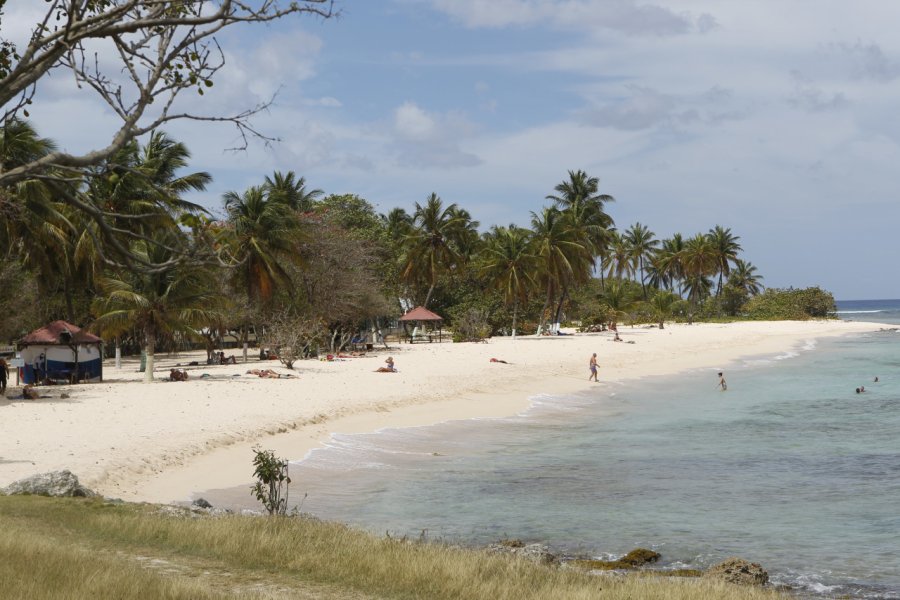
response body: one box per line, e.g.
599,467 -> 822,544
717,372 -> 727,391
589,353 -> 599,382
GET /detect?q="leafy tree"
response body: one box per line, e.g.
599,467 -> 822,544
1,2 -> 336,272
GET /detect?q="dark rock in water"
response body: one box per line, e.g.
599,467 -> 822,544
703,557 -> 769,586
619,548 -> 660,566
487,542 -> 559,566
2,470 -> 97,497
571,548 -> 661,571
192,497 -> 213,509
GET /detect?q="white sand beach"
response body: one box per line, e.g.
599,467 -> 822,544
0,320 -> 886,504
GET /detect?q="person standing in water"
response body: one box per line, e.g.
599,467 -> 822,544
589,353 -> 599,382
717,372 -> 727,391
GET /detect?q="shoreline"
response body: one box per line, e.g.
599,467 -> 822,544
0,320 -> 888,504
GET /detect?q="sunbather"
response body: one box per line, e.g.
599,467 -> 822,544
375,357 -> 397,373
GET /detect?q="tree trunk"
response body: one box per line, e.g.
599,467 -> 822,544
535,284 -> 553,336
639,257 -> 648,300
423,283 -> 436,308
63,275 -> 75,323
552,288 -> 568,333
511,299 -> 518,339
143,331 -> 155,383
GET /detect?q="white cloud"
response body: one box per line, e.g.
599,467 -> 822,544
428,0 -> 714,37
389,102 -> 481,168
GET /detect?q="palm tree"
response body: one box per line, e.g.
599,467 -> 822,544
600,279 -> 637,329
728,259 -> 764,296
651,234 -> 685,293
381,207 -> 413,243
606,231 -> 635,281
92,232 -> 225,382
480,225 -> 536,337
623,222 -> 658,300
400,193 -> 468,307
530,206 -> 592,334
546,169 -> 615,283
680,233 -> 718,323
647,290 -> 679,329
263,171 -> 323,212
707,225 -> 742,297
223,185 -> 303,305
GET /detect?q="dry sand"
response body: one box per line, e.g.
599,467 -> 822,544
0,320 -> 886,503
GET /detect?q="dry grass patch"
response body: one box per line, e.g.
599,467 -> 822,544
0,496 -> 787,600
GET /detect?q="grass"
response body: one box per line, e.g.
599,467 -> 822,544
0,495 -> 788,599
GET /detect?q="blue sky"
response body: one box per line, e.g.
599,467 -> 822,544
11,0 -> 900,300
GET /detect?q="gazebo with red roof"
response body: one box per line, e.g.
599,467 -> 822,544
17,320 -> 103,384
397,306 -> 444,342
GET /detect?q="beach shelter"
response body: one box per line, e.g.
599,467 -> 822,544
398,306 -> 444,342
17,320 -> 103,384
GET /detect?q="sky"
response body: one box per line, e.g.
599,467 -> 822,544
8,0 -> 900,300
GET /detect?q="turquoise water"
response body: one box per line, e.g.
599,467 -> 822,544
206,304 -> 900,599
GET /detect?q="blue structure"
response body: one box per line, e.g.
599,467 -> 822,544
18,321 -> 103,384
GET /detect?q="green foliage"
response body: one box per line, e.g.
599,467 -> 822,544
742,287 -> 836,320
250,447 -> 292,516
448,306 -> 492,342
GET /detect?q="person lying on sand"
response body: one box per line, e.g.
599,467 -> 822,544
490,358 -> 509,364
170,368 -> 189,382
375,357 -> 397,373
246,369 -> 293,379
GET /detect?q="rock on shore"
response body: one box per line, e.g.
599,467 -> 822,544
1,470 -> 97,497
703,557 -> 769,586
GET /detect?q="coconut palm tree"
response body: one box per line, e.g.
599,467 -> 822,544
606,230 -> 635,281
680,233 -> 718,323
381,207 -> 413,243
623,222 -> 658,300
707,225 -> 742,297
223,185 -> 303,306
92,232 -> 225,382
480,225 -> 536,337
651,234 -> 686,294
647,290 -> 679,329
600,279 -> 637,329
400,193 -> 469,307
728,259 -> 764,296
263,170 -> 323,212
530,206 -> 592,334
546,169 -> 615,282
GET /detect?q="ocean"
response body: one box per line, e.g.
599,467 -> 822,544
207,300 -> 900,599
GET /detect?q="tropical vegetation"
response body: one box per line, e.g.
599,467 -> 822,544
0,117 -> 837,364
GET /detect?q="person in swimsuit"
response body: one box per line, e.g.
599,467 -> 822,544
589,353 -> 599,382
718,372 -> 727,391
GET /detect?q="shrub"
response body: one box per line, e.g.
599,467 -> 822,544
250,447 -> 291,516
742,287 -> 836,320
